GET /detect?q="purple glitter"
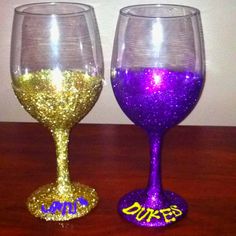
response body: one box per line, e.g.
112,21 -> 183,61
111,67 -> 204,227
118,190 -> 188,227
112,68 -> 203,132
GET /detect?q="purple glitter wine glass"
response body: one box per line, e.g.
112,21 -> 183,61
111,4 -> 205,227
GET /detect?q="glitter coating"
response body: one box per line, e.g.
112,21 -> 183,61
12,69 -> 102,221
13,69 -> 103,130
112,67 -> 204,227
111,67 -> 203,132
118,190 -> 187,227
27,182 -> 98,221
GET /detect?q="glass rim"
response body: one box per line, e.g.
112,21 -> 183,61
120,4 -> 200,19
15,2 -> 93,16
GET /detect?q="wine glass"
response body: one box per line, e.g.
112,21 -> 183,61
111,4 -> 205,227
11,2 -> 103,221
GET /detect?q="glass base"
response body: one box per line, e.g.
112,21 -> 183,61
118,189 -> 187,227
27,182 -> 98,221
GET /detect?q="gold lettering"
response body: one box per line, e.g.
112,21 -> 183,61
146,208 -> 160,222
170,205 -> 183,217
123,203 -> 182,224
122,202 -> 141,215
136,207 -> 150,221
160,208 -> 176,223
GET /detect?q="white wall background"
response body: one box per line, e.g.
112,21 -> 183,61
0,0 -> 235,126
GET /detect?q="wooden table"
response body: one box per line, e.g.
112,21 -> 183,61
0,123 -> 235,235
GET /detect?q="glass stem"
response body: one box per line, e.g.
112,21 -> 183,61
147,132 -> 163,196
52,128 -> 72,195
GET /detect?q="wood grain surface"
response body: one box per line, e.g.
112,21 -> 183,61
0,123 -> 235,235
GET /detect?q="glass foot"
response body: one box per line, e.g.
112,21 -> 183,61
27,182 -> 98,221
118,189 -> 187,227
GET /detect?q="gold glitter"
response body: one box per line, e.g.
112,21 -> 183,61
13,69 -> 103,130
12,69 -> 102,221
27,183 -> 98,221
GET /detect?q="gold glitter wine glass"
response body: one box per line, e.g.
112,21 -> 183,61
10,2 -> 103,221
